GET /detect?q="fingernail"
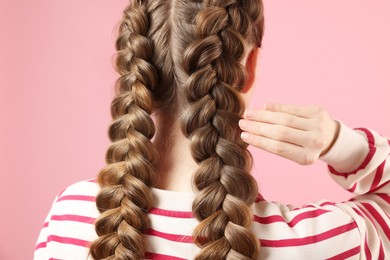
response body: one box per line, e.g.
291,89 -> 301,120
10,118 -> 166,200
241,132 -> 250,141
239,119 -> 248,129
245,109 -> 254,118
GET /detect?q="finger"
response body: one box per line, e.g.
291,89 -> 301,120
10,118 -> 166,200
240,132 -> 317,165
243,109 -> 311,131
264,103 -> 323,119
239,120 -> 308,146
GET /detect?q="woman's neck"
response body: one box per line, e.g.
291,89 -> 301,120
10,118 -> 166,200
153,113 -> 198,193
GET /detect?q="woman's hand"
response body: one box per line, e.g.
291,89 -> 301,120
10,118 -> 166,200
239,104 -> 340,165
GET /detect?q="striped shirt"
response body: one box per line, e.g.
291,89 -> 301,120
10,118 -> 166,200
34,122 -> 390,259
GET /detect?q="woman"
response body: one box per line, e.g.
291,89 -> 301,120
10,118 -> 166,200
34,0 -> 390,259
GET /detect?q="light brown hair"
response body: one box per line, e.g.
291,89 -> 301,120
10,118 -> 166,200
89,0 -> 264,259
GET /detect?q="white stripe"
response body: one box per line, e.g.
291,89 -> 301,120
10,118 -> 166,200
259,228 -> 360,259
48,221 -> 97,243
51,200 -> 99,218
47,241 -> 90,260
149,213 -> 198,236
145,235 -> 199,259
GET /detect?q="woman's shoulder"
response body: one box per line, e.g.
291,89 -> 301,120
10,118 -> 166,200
34,179 -> 101,259
49,179 -> 100,220
57,178 -> 99,199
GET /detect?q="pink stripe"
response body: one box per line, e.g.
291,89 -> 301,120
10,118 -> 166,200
35,241 -> 47,250
370,161 -> 386,192
354,206 -> 385,258
254,215 -> 285,225
50,214 -> 96,224
57,195 -> 96,202
352,208 -> 373,259
43,222 -> 49,228
287,209 -> 329,227
318,201 -> 336,207
326,245 -> 360,260
254,209 -> 329,227
293,201 -> 336,210
370,179 -> 390,193
146,229 -> 193,243
255,193 -> 265,202
308,201 -> 336,208
364,234 -> 372,260
355,128 -> 375,143
360,202 -> 390,240
347,183 -> 357,193
377,193 -> 390,204
378,240 -> 385,260
260,222 -> 357,247
47,235 -> 90,247
149,208 -> 193,218
330,128 -> 376,177
354,207 -> 373,259
145,252 -> 186,260
352,207 -> 363,217
354,206 -> 377,231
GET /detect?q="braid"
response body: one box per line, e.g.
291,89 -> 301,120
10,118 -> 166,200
180,0 -> 263,259
89,0 -> 264,258
89,1 -> 160,259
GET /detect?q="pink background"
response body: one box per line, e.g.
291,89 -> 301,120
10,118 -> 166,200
1,1 -> 389,259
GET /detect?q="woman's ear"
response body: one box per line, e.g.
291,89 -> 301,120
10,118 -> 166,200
242,48 -> 259,94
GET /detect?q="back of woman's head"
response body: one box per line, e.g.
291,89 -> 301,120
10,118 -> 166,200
89,0 -> 265,259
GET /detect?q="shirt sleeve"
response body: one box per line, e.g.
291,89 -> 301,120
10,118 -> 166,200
34,195 -> 59,260
252,121 -> 390,259
33,180 -> 98,260
320,121 -> 390,258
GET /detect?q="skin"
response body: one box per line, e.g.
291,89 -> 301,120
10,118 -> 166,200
239,103 -> 340,165
153,47 -> 340,192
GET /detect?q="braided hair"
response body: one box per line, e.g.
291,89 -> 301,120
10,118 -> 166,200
181,0 -> 263,258
90,0 -> 264,259
89,1 -> 170,258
